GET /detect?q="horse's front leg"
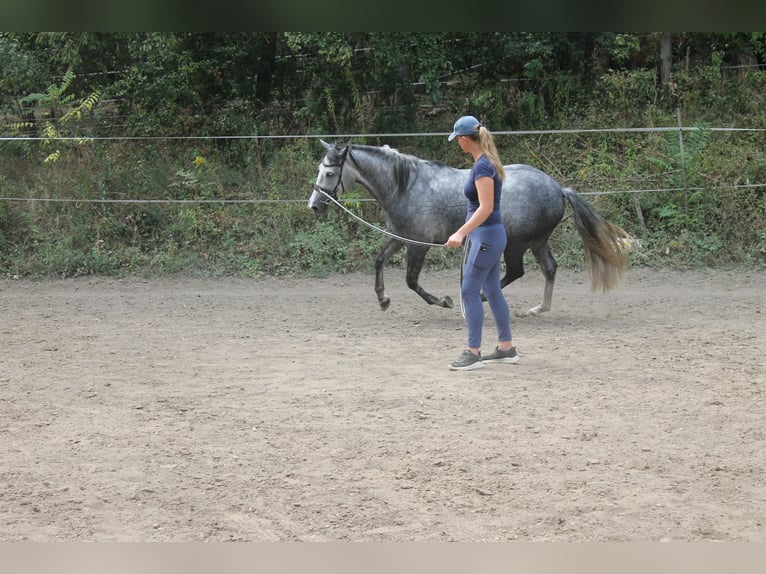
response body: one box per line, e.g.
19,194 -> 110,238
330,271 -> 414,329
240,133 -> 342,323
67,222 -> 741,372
406,245 -> 454,308
375,239 -> 405,311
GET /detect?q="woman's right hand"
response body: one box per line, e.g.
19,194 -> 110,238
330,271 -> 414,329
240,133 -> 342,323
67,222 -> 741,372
445,231 -> 465,248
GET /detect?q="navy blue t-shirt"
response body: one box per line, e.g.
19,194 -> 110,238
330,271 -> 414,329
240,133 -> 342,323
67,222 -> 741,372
464,155 -> 502,226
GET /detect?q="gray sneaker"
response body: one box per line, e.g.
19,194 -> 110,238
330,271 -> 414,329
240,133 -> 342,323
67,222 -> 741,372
449,349 -> 483,371
483,346 -> 519,364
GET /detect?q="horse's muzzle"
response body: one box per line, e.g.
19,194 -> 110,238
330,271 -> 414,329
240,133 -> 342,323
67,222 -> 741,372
308,189 -> 327,213
309,183 -> 338,213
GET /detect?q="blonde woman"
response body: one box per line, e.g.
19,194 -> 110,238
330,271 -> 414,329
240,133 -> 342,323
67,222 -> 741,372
445,115 -> 518,371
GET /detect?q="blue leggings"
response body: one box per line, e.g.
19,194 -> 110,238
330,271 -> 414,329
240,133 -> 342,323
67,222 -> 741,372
461,223 -> 512,349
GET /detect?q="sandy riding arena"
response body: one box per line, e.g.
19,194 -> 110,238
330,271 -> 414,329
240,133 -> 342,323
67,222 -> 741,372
1,266 -> 764,541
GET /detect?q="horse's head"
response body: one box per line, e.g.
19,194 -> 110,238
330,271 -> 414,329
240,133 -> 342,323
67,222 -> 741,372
308,139 -> 352,214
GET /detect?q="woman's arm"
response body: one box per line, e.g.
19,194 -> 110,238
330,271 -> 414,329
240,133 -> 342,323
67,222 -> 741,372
445,176 -> 494,247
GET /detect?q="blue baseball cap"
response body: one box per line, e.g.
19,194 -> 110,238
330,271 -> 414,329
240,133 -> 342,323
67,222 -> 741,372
448,115 -> 481,141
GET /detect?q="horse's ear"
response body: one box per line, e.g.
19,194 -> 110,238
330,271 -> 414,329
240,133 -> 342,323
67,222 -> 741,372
319,139 -> 333,152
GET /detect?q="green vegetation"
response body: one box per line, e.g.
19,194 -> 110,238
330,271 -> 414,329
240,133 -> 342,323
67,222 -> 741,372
1,33 -> 764,279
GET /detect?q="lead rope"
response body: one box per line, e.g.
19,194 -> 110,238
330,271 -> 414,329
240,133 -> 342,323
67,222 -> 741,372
316,189 -> 446,248
459,238 -> 470,319
316,188 -> 468,318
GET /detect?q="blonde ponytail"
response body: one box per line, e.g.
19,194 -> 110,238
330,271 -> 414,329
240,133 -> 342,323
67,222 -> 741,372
477,126 -> 505,181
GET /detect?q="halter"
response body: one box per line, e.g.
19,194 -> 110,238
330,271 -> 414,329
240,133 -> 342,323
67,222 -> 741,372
311,151 -> 349,205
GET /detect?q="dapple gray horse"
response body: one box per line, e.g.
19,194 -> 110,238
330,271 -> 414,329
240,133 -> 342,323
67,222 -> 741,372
308,140 -> 629,315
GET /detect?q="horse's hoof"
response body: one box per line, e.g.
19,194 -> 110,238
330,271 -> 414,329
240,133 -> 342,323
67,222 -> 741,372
379,297 -> 391,311
526,306 -> 543,317
441,296 -> 454,309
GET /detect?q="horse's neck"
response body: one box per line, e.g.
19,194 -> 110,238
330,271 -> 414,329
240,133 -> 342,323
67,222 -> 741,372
351,148 -> 408,206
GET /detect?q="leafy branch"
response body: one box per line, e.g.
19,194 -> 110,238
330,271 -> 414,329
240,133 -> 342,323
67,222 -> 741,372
19,68 -> 102,163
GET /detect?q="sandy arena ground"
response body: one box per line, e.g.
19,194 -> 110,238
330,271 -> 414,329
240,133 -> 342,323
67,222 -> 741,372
1,266 -> 764,541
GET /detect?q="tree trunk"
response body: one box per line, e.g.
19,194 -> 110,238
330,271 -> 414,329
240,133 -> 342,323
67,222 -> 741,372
254,33 -> 278,106
660,32 -> 672,84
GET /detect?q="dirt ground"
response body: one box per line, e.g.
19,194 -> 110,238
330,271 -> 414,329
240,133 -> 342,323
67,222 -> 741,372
1,265 -> 764,541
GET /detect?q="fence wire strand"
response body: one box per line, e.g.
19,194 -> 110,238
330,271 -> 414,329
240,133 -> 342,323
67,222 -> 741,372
0,185 -> 762,205
1,126 -> 764,204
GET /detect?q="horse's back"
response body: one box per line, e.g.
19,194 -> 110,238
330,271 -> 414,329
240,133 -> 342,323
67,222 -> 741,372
503,164 -> 563,196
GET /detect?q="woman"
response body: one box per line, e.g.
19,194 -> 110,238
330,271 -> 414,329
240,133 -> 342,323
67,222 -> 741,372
445,115 -> 519,371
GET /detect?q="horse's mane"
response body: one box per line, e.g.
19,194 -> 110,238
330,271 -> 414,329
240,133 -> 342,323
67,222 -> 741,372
348,144 -> 449,196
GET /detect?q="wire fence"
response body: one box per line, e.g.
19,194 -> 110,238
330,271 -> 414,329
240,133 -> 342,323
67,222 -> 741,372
1,123 -> 764,204
3,125 -> 766,142
0,183 -> 763,205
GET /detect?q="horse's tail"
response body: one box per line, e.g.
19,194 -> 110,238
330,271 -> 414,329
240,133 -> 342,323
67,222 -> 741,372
562,187 -> 631,293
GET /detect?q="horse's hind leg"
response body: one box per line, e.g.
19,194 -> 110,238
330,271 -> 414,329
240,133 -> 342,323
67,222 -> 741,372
498,245 -> 528,312
501,244 -> 527,289
406,245 -> 454,308
527,240 -> 557,316
375,239 -> 404,310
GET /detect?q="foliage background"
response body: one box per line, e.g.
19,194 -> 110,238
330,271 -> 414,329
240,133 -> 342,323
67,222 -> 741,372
1,32 -> 765,278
